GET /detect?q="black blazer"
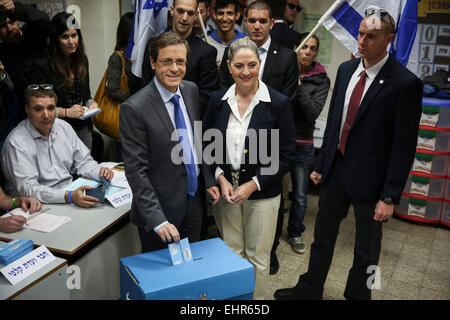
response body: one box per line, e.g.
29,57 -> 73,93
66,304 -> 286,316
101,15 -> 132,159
316,55 -> 423,204
141,33 -> 218,116
218,41 -> 298,102
203,86 -> 296,200
270,22 -> 301,51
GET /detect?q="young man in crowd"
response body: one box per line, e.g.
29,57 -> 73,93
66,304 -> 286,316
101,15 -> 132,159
207,0 -> 246,67
141,0 -> 218,116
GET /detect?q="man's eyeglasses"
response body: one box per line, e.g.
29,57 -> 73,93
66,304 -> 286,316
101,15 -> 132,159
27,84 -> 54,90
286,3 -> 302,12
158,59 -> 187,67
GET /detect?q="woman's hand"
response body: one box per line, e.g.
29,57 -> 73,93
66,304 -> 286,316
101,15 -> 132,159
87,101 -> 99,110
230,180 -> 258,204
217,174 -> 235,204
66,104 -> 85,118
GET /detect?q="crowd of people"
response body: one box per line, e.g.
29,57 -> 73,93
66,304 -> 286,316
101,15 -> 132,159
0,0 -> 423,301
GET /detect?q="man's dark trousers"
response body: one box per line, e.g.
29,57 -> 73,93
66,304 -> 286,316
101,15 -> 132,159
296,151 -> 383,300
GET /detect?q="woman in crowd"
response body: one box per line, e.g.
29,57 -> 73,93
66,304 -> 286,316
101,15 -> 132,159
48,12 -> 97,150
287,33 -> 330,255
106,12 -> 141,161
204,37 -> 296,299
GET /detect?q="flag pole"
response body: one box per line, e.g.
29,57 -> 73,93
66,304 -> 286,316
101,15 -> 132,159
197,7 -> 209,44
295,0 -> 345,53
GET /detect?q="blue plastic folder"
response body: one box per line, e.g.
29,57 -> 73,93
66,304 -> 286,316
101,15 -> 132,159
0,239 -> 34,266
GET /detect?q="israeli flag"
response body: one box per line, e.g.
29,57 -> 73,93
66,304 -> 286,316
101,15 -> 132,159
322,0 -> 418,67
126,0 -> 173,77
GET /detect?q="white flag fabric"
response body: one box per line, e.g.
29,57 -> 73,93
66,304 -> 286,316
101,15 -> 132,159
126,0 -> 173,78
322,0 -> 418,68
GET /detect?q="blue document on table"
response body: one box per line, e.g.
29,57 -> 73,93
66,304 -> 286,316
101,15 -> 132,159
64,177 -> 124,201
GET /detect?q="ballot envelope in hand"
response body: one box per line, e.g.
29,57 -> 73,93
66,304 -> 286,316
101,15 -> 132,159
85,176 -> 110,203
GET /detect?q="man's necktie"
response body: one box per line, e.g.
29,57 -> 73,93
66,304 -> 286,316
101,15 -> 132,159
170,94 -> 198,196
339,70 -> 367,155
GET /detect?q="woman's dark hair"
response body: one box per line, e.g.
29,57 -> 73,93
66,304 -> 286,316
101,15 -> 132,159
115,12 -> 134,52
48,12 -> 88,87
297,33 -> 320,51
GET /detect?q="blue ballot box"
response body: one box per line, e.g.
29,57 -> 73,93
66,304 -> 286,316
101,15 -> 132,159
120,238 -> 255,300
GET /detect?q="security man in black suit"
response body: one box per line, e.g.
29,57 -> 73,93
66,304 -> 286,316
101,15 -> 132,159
275,9 -> 423,300
141,0 -> 218,116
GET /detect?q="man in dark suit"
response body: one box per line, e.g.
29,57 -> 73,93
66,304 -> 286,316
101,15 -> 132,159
218,0 -> 298,101
120,32 -> 216,252
269,0 -> 300,51
141,0 -> 218,116
274,10 -> 423,300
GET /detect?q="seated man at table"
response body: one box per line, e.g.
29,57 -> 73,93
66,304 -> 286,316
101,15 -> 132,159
0,84 -> 113,208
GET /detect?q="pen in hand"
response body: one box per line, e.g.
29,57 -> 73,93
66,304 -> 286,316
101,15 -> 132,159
7,210 -> 29,227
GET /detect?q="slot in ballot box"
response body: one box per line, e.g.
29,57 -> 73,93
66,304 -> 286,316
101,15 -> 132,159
120,238 -> 254,300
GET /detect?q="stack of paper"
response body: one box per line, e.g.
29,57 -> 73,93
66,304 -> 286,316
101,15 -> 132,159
1,208 -> 71,233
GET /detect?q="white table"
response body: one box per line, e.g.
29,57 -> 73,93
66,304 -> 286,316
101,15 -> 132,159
0,241 -> 68,300
0,203 -> 141,299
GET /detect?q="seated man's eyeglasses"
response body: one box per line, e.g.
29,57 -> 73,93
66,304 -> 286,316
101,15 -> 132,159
27,84 -> 54,90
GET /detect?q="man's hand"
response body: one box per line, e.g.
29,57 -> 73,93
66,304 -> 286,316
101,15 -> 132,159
156,223 -> 180,243
99,167 -> 114,181
0,0 -> 15,12
374,200 -> 394,221
206,186 -> 220,206
310,171 -> 322,185
217,174 -> 234,204
0,216 -> 26,233
70,186 -> 99,208
16,196 -> 42,214
231,180 -> 258,204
